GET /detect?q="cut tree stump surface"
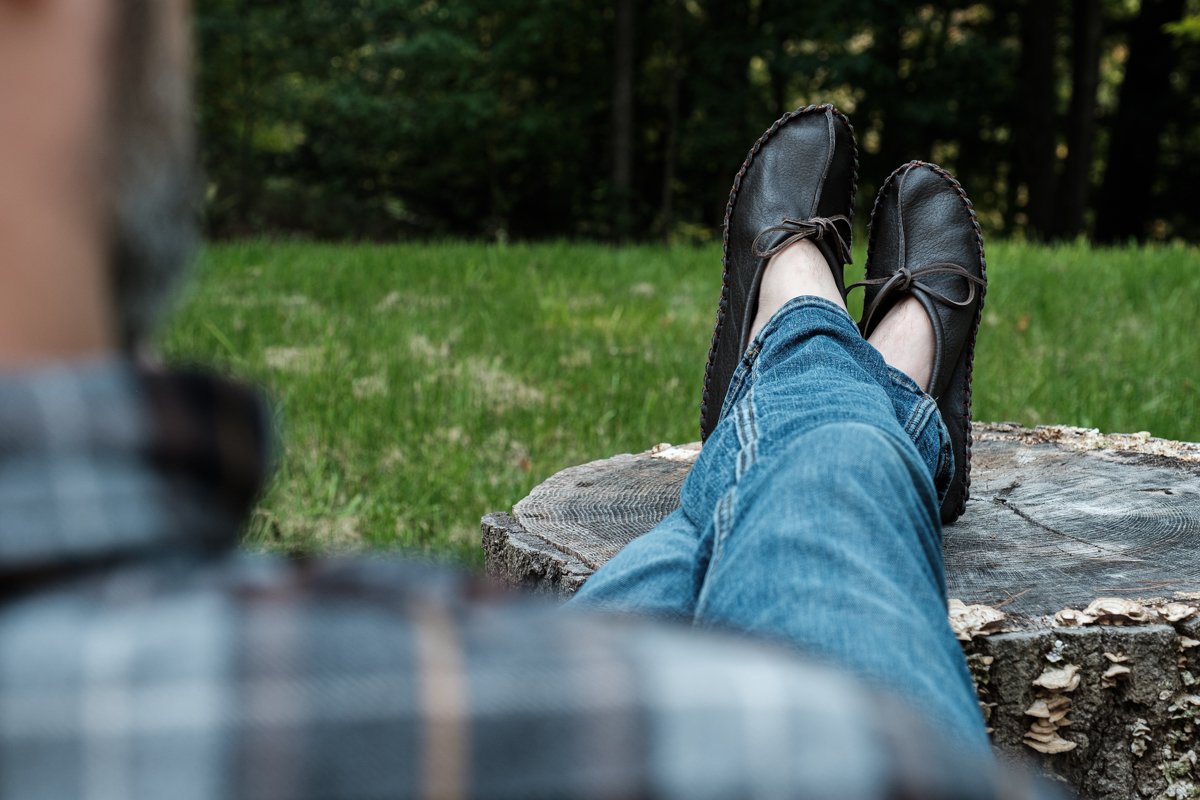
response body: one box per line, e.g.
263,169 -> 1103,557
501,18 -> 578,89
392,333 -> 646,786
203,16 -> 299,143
482,423 -> 1200,800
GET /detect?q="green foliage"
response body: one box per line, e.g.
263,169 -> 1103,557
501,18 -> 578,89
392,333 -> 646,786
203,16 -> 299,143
193,1 -> 1200,243
161,240 -> 1200,561
196,0 -> 613,238
1166,14 -> 1200,39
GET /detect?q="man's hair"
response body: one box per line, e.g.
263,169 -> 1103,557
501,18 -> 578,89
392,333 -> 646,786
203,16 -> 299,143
107,0 -> 199,348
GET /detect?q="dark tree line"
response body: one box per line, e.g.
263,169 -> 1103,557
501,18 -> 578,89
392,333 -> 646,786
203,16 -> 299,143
196,0 -> 1200,243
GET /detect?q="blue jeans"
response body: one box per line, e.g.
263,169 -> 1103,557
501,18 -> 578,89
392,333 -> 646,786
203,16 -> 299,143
572,296 -> 989,753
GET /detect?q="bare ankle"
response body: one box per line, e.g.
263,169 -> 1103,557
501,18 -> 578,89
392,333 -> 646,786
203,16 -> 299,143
867,296 -> 935,391
747,242 -> 847,342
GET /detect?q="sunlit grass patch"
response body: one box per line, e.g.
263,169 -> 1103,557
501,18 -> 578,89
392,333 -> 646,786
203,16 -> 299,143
163,239 -> 1200,565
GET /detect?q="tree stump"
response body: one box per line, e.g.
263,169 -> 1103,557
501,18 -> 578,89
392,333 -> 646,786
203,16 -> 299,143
482,423 -> 1200,800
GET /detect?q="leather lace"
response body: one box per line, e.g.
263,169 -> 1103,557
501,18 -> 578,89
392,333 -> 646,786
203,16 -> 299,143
848,261 -> 985,335
750,215 -> 852,265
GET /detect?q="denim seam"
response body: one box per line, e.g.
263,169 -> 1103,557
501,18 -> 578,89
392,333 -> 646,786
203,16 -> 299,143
934,417 -> 954,506
886,366 -> 924,396
711,487 -> 736,567
718,343 -> 760,423
734,386 -> 758,481
887,369 -> 938,439
714,382 -> 761,566
903,396 -> 937,440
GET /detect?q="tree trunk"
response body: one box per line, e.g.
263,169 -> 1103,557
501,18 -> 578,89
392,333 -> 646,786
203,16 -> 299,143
610,0 -> 636,240
874,6 -> 910,187
657,0 -> 684,241
1094,0 -> 1186,243
1013,0 -> 1060,240
1055,0 -> 1103,240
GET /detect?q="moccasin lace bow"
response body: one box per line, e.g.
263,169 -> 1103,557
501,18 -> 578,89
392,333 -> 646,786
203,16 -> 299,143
750,215 -> 852,265
850,261 -> 986,335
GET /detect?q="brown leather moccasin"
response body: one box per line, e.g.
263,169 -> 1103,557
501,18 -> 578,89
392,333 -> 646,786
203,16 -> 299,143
700,104 -> 858,441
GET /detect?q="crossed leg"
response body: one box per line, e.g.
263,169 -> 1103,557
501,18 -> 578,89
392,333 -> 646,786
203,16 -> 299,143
572,241 -> 987,753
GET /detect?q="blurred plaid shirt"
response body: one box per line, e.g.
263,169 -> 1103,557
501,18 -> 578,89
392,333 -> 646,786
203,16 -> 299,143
0,361 -> 1052,799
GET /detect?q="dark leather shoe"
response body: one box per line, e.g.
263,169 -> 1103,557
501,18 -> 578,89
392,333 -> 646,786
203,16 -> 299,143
700,104 -> 858,441
852,161 -> 987,524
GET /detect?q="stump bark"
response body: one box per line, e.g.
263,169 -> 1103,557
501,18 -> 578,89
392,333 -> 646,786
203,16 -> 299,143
483,424 -> 1200,799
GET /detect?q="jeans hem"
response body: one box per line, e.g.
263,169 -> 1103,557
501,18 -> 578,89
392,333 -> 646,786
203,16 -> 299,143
752,296 -> 856,356
718,296 -> 856,424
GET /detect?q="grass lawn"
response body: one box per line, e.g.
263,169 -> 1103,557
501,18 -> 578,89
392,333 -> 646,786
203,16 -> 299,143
162,239 -> 1200,565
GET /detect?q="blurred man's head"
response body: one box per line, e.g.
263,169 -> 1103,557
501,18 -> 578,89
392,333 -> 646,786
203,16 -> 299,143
0,0 -> 195,365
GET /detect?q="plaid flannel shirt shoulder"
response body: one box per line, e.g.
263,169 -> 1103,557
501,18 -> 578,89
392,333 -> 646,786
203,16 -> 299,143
0,362 -> 1054,799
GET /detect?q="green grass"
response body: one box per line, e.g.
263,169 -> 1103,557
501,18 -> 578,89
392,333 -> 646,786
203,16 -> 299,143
162,239 -> 1200,565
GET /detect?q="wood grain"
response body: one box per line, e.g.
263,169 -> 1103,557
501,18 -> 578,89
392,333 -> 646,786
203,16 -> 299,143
496,425 -> 1200,623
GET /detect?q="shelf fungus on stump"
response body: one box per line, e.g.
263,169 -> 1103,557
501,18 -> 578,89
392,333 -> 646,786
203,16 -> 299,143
948,599 -> 1007,642
1024,665 -> 1081,755
1055,597 -> 1198,627
1101,652 -> 1132,689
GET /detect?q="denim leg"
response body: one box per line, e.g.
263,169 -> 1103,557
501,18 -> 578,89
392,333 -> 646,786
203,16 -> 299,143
694,425 -> 987,753
572,298 -> 949,622
572,296 -> 982,751
686,297 -> 988,753
570,508 -> 705,620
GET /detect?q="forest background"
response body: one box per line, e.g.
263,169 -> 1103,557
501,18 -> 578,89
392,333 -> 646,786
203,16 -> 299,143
195,0 -> 1200,245
181,1 -> 1200,558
